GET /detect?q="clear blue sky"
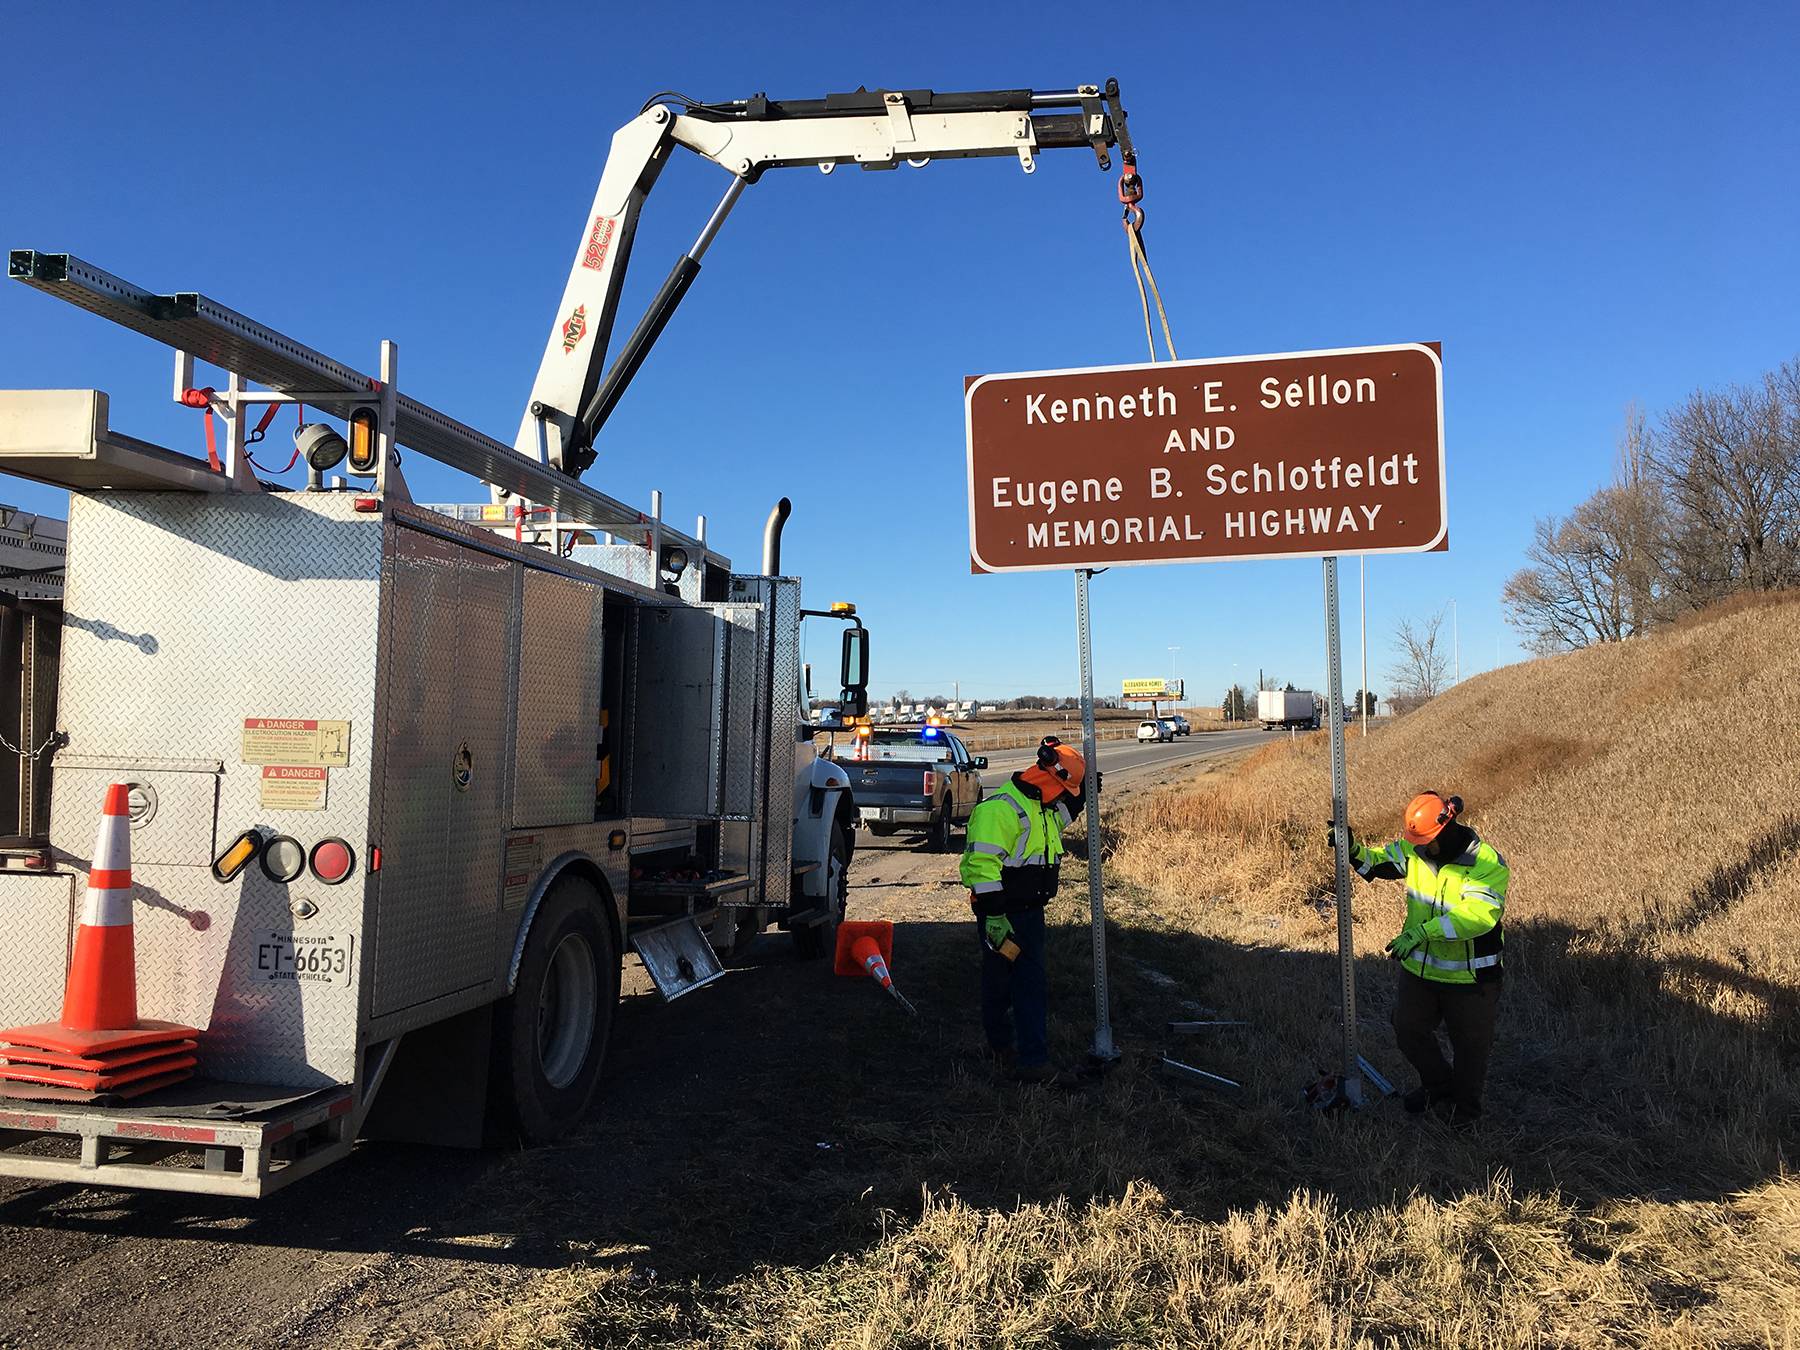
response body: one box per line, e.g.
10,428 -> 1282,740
3,3 -> 1795,707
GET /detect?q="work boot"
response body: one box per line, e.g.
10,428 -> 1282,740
1402,1087 -> 1432,1114
986,1046 -> 1018,1071
1015,1063 -> 1059,1084
1434,1100 -> 1482,1133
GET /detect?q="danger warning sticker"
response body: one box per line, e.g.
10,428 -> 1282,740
260,766 -> 327,811
503,834 -> 543,911
242,718 -> 350,767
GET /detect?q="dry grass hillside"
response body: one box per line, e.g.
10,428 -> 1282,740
475,592 -> 1800,1349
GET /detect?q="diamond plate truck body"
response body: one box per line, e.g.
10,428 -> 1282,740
0,486 -> 840,1196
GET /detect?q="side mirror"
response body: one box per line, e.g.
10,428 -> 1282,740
839,625 -> 869,718
840,625 -> 868,690
974,756 -> 988,770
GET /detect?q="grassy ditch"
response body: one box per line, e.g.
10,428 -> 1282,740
471,593 -> 1800,1349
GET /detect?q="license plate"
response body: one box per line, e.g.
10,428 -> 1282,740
250,931 -> 354,987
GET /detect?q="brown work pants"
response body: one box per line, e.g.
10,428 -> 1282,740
1391,970 -> 1502,1115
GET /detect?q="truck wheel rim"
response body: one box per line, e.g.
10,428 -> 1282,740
537,933 -> 598,1090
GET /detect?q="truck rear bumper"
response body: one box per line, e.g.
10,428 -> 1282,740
859,806 -> 931,825
0,1078 -> 364,1198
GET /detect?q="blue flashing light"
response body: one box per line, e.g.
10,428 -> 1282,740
922,726 -> 939,738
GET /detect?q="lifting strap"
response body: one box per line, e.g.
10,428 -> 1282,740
1119,156 -> 1176,363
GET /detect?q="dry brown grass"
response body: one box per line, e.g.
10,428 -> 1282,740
487,1179 -> 1800,1348
473,591 -> 1800,1349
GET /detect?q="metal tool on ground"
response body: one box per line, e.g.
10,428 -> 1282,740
1357,1055 -> 1398,1098
1167,1021 -> 1250,1034
1162,1057 -> 1241,1095
0,783 -> 199,1103
834,920 -> 917,1017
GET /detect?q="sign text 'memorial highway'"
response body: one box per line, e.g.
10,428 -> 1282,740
965,343 -> 1445,572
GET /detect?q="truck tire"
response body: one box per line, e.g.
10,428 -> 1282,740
927,802 -> 952,853
792,822 -> 850,960
491,874 -> 618,1145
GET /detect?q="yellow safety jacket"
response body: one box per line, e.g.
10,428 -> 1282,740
1353,829 -> 1509,984
959,775 -> 1082,916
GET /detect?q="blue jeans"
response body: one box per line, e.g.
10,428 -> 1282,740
979,907 -> 1048,1069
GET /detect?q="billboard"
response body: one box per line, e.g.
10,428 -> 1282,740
1123,678 -> 1183,700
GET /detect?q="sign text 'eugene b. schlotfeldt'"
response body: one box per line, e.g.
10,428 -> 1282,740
964,343 -> 1445,572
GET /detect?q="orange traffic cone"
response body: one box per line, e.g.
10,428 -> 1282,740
0,783 -> 199,1102
833,920 -> 918,1016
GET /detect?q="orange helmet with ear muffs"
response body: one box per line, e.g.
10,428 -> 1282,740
1403,792 -> 1463,845
1021,737 -> 1086,802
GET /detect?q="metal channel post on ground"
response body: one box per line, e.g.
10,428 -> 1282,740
1075,568 -> 1116,1061
1324,556 -> 1365,1107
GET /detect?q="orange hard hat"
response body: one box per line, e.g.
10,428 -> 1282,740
1019,764 -> 1065,801
1403,792 -> 1462,845
1052,742 -> 1086,786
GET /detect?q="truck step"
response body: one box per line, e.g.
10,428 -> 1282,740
630,916 -> 726,1002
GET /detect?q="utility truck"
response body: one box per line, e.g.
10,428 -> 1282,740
0,78 -> 1136,1196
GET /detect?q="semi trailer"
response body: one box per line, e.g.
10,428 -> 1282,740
1258,689 -> 1321,730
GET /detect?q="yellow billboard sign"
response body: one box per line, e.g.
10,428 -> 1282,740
1123,678 -> 1183,700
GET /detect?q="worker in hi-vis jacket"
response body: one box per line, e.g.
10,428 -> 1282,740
959,737 -> 1092,1083
1332,792 -> 1510,1126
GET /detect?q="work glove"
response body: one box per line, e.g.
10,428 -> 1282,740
1325,820 -> 1355,853
982,914 -> 1021,962
1386,926 -> 1428,962
1093,770 -> 1104,794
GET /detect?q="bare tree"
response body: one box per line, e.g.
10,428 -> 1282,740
1385,605 -> 1450,710
1503,404 -> 1672,654
1651,359 -> 1800,608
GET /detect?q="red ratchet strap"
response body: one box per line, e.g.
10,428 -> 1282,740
180,388 -> 223,472
246,402 -> 303,473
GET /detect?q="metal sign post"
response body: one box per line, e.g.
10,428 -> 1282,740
1075,567 -> 1116,1061
1323,556 -> 1365,1107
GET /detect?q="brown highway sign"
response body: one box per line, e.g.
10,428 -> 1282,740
965,343 -> 1444,572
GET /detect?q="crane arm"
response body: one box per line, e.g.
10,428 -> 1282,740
515,81 -> 1132,476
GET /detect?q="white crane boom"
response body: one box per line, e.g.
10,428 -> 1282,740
514,82 -> 1135,476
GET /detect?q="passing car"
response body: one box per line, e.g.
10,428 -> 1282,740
1137,719 -> 1173,743
1168,714 -> 1191,736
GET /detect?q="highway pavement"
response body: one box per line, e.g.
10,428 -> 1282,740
976,726 -> 1280,793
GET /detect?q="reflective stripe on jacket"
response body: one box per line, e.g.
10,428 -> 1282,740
959,777 -> 1071,916
1354,833 -> 1509,984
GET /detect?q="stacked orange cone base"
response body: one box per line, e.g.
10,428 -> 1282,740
0,783 -> 199,1104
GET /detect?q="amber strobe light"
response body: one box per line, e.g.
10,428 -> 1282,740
346,406 -> 380,475
212,829 -> 264,883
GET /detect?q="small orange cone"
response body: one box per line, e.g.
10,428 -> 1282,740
0,783 -> 199,1102
833,920 -> 918,1016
